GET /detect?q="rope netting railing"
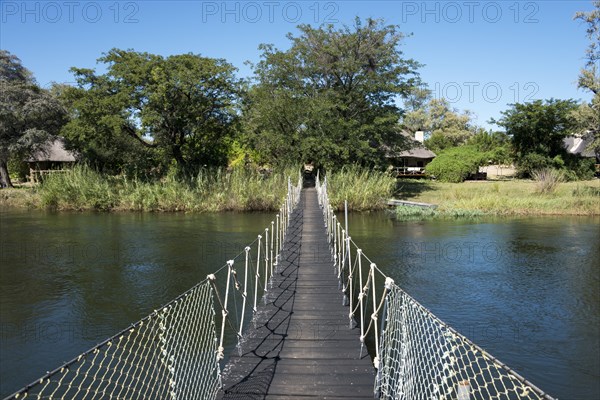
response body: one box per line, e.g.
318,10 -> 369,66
6,175 -> 303,400
315,175 -> 555,400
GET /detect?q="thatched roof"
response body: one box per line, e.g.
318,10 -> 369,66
563,135 -> 596,158
386,131 -> 436,159
395,147 -> 437,159
27,137 -> 77,162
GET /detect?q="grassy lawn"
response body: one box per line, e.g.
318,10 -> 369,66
395,179 -> 600,216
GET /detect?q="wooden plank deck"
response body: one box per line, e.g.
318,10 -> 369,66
218,188 -> 375,399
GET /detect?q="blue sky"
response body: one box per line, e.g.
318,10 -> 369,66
1,0 -> 596,129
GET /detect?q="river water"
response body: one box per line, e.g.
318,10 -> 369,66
0,209 -> 598,399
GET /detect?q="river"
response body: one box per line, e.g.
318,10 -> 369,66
0,209 -> 598,399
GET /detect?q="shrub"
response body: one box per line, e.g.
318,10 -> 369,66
515,153 -> 552,178
531,168 -> 564,194
425,146 -> 488,183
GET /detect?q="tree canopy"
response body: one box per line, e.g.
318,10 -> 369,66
242,18 -> 422,169
0,50 -> 67,188
492,99 -> 582,177
573,1 -> 600,158
61,49 -> 241,176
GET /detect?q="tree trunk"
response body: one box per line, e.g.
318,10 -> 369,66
0,159 -> 14,188
172,145 -> 190,177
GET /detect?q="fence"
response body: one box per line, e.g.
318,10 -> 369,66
6,175 -> 303,400
316,174 -> 554,400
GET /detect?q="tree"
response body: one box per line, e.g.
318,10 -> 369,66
492,99 -> 579,177
573,1 -> 600,158
403,97 -> 477,153
0,51 -> 67,188
62,49 -> 241,176
425,145 -> 489,183
243,18 -> 422,169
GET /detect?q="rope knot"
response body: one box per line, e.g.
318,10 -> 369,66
384,277 -> 395,290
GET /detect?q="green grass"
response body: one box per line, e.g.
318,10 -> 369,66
395,205 -> 486,220
3,167 -> 597,216
6,165 -> 294,212
326,166 -> 396,211
395,179 -> 600,217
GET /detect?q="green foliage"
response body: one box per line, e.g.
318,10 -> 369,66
573,2 -> 600,159
466,131 -> 510,152
424,146 -> 488,183
61,49 -> 241,176
492,99 -> 579,177
513,150 -> 595,180
561,157 -> 596,181
395,205 -> 484,220
40,166 -> 117,210
0,50 -> 68,188
38,165 -> 293,212
243,18 -> 422,169
406,98 -> 476,153
326,166 -> 396,211
516,153 -> 553,178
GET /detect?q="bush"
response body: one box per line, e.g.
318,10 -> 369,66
564,157 -> 596,181
531,168 -> 564,194
516,153 -> 552,178
425,146 -> 488,183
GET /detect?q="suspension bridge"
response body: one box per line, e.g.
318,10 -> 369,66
6,174 -> 555,400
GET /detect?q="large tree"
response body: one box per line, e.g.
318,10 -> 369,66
492,99 -> 579,176
0,51 -> 67,188
417,98 -> 476,153
62,49 -> 241,176
573,1 -> 600,158
243,18 -> 422,169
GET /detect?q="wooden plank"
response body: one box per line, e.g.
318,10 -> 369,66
219,188 -> 376,399
387,198 -> 438,208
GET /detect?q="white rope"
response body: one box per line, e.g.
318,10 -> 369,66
315,174 -> 554,400
10,173 -> 304,400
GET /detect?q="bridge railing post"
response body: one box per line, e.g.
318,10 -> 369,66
276,214 -> 280,268
370,264 -> 380,370
217,260 -> 234,361
270,221 -> 275,279
264,228 -> 269,300
254,235 -> 262,312
239,247 -> 251,337
357,249 -> 365,353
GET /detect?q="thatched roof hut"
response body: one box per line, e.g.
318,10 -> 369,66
26,137 -> 77,163
26,137 -> 77,183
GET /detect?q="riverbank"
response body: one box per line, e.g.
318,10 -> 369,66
0,166 -> 396,212
395,179 -> 600,217
1,167 -> 291,212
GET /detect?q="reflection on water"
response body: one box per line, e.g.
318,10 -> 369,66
347,213 -> 600,400
1,210 -> 598,399
0,209 -> 274,397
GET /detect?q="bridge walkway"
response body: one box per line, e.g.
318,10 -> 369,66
218,188 -> 375,399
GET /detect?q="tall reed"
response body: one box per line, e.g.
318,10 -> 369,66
39,165 -> 295,212
326,166 -> 396,211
